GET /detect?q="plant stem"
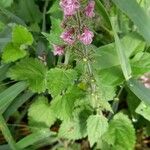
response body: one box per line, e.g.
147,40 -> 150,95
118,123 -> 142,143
76,9 -> 96,94
108,86 -> 124,120
76,10 -> 82,33
42,0 -> 49,32
64,48 -> 70,65
0,114 -> 17,150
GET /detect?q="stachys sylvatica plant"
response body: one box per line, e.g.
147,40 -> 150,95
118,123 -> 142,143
1,0 -> 150,149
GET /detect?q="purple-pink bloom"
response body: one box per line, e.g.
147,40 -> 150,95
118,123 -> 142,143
140,74 -> 150,89
60,28 -> 75,45
53,45 -> 65,56
78,27 -> 94,45
60,0 -> 80,16
84,1 -> 95,18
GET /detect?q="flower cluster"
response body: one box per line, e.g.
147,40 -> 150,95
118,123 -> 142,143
53,0 -> 95,56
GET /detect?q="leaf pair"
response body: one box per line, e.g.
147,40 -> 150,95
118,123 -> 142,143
8,57 -> 77,95
2,25 -> 33,63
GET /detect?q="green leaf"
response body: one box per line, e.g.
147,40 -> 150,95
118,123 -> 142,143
111,17 -> 132,80
8,58 -> 47,93
12,25 -> 33,46
136,102 -> 150,121
95,66 -> 124,101
103,113 -> 136,150
16,0 -> 42,23
0,0 -> 13,8
42,17 -> 63,45
113,0 -> 150,44
131,52 -> 150,75
0,81 -> 27,113
127,78 -> 150,105
87,114 -> 108,147
28,96 -> 56,130
47,0 -> 62,19
47,68 -> 77,97
94,32 -> 144,70
58,108 -> 91,140
51,86 -> 85,120
2,43 -> 27,63
127,90 -> 140,118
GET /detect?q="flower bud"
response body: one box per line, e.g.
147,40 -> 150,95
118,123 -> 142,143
78,27 -> 94,45
60,0 -> 80,17
84,1 -> 95,18
60,28 -> 75,45
53,45 -> 65,56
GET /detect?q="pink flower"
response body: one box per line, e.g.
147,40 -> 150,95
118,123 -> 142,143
60,0 -> 80,16
53,45 -> 65,56
84,1 -> 95,18
78,27 -> 94,45
140,74 -> 150,89
60,28 -> 75,45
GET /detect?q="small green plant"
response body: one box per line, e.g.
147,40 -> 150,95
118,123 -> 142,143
0,0 -> 150,149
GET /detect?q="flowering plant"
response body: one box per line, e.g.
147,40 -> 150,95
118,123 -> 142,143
0,0 -> 150,149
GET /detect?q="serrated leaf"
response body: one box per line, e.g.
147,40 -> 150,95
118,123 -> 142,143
28,96 -> 56,130
136,102 -> 150,121
2,43 -> 27,63
58,108 -> 91,140
8,58 -> 47,93
47,68 -> 77,97
87,114 -> 108,147
103,113 -> 136,150
47,0 -> 62,19
94,66 -> 124,101
51,86 -> 85,120
99,99 -> 113,113
12,25 -> 33,46
42,17 -> 63,45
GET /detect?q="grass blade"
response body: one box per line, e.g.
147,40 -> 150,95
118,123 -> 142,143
0,65 -> 9,82
0,82 -> 27,114
127,78 -> 150,105
111,18 -> 132,80
95,0 -> 111,30
16,129 -> 54,149
113,0 -> 150,44
0,6 -> 26,26
0,115 -> 17,150
4,91 -> 34,120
